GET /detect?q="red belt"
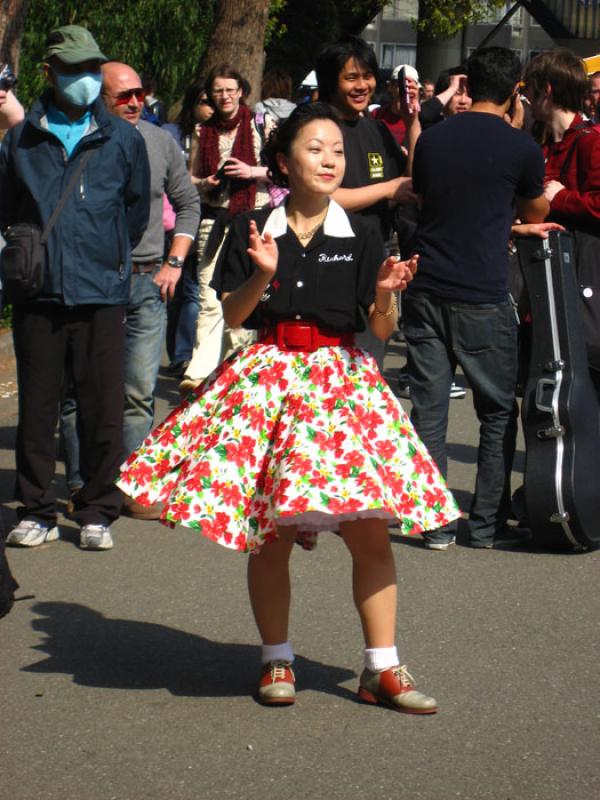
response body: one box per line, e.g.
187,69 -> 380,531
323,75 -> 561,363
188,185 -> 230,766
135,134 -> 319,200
258,321 -> 355,352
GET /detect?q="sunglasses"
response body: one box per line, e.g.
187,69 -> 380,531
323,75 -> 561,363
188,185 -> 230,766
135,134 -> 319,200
105,88 -> 145,105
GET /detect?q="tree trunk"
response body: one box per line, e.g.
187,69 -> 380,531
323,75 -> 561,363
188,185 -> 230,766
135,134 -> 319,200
196,0 -> 271,106
0,0 -> 30,74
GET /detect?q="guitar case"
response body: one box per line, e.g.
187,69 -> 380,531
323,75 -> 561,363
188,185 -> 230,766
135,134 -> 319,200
517,232 -> 600,551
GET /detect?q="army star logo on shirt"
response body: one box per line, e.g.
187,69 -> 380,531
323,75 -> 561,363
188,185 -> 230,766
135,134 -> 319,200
368,152 -> 384,179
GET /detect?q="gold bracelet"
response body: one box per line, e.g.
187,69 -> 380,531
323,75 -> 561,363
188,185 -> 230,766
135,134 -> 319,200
373,294 -> 397,318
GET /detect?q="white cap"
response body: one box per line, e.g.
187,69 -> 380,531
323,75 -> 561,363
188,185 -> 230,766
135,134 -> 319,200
301,70 -> 318,89
391,64 -> 420,85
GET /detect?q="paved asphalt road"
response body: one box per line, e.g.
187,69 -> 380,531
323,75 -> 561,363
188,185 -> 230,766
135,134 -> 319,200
1,331 -> 599,800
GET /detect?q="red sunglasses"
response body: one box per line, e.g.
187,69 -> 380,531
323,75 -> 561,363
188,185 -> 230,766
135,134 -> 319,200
106,88 -> 145,105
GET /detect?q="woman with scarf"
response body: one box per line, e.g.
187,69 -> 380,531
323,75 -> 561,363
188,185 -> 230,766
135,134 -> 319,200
180,65 -> 271,394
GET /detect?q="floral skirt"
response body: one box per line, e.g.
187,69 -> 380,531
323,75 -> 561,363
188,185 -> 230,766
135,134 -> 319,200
117,344 -> 460,552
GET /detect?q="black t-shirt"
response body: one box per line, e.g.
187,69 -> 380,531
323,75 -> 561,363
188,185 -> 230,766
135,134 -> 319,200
210,201 -> 385,332
340,115 -> 406,240
411,112 -> 545,303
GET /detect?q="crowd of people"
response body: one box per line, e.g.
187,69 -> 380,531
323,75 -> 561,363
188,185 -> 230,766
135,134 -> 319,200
1,23 -> 599,711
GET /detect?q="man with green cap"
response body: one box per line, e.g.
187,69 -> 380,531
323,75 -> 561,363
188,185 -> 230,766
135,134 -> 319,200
0,24 -> 150,552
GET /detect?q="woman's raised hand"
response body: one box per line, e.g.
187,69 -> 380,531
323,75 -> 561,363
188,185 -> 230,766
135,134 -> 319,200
247,220 -> 278,276
376,253 -> 419,293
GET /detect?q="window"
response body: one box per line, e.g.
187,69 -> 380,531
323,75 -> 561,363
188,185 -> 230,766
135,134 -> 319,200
381,43 -> 417,69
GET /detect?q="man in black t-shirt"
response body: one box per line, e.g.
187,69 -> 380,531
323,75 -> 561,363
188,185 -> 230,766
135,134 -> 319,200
315,36 -> 417,365
315,36 -> 416,243
404,47 -> 548,550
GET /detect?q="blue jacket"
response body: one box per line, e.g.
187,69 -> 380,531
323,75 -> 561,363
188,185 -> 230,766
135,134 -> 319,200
0,92 -> 150,306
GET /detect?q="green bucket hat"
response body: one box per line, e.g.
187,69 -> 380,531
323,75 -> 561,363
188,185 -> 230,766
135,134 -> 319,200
44,25 -> 107,65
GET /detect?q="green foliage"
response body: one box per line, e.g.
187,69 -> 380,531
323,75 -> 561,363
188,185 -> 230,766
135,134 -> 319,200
416,1 -> 506,38
265,0 -> 288,44
265,0 -> 390,84
1,303 -> 12,328
17,0 -> 216,110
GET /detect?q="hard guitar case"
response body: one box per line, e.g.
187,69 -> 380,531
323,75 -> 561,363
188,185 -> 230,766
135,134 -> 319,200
517,231 -> 600,550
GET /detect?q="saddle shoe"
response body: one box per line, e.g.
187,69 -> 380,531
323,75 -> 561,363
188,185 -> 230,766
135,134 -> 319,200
358,665 -> 439,714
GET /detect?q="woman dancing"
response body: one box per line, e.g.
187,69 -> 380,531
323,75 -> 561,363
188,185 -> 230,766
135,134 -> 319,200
119,103 -> 460,713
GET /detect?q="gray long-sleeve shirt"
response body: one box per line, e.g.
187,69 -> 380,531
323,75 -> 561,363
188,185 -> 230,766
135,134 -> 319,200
132,120 -> 200,262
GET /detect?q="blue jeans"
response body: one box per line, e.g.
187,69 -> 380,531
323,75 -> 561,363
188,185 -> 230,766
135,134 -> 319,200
172,266 -> 199,364
61,269 -> 166,488
123,269 -> 166,456
403,291 -> 519,546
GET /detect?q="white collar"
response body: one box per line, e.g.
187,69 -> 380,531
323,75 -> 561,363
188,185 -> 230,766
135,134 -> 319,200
262,198 -> 355,239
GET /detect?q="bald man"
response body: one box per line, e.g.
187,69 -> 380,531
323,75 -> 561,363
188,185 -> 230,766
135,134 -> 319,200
61,61 -> 200,520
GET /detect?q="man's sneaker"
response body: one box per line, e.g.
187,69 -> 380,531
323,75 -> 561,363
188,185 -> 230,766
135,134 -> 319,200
358,665 -> 439,714
423,534 -> 456,551
80,524 -> 113,551
257,660 -> 295,705
449,382 -> 466,399
6,519 -> 59,547
470,527 -> 532,550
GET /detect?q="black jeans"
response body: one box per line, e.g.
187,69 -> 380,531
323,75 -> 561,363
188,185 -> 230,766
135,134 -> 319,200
403,291 -> 519,546
12,303 -> 127,526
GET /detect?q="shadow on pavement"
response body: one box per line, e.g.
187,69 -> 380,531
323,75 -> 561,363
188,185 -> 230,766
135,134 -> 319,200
23,601 -> 356,699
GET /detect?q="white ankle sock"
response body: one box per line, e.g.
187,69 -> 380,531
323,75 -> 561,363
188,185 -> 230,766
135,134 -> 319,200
261,641 -> 294,665
364,646 -> 399,672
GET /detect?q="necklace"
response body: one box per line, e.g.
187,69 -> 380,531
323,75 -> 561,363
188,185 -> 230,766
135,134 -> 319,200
289,210 -> 328,242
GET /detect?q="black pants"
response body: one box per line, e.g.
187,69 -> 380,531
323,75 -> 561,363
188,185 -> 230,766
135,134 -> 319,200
12,303 -> 127,526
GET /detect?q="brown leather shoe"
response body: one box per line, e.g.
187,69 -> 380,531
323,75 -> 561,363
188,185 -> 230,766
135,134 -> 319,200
358,665 -> 439,714
258,660 -> 295,706
179,377 -> 202,398
121,495 -> 162,521
65,488 -> 82,518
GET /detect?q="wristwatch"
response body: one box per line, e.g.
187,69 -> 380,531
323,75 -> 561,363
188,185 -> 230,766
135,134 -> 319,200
167,255 -> 185,268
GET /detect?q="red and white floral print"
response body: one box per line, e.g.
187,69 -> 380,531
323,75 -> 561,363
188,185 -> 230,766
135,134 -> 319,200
118,344 -> 460,552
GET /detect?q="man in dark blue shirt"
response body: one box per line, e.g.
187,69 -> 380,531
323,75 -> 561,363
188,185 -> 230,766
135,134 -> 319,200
404,47 -> 548,550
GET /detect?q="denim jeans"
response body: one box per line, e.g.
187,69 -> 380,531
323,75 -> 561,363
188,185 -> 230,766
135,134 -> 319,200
172,266 -> 199,364
61,268 -> 166,486
123,269 -> 166,456
403,291 -> 519,546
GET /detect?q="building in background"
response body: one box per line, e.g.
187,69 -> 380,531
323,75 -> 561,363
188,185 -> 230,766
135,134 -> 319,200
363,1 -> 555,74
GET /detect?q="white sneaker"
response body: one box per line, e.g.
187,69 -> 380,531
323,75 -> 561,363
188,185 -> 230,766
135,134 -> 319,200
449,382 -> 466,399
6,519 -> 59,547
423,535 -> 456,551
80,524 -> 113,551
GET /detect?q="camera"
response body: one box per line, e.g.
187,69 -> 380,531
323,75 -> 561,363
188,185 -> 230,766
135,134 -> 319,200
215,159 -> 235,183
0,64 -> 17,91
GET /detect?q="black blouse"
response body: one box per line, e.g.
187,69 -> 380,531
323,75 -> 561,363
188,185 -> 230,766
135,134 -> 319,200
210,200 -> 386,333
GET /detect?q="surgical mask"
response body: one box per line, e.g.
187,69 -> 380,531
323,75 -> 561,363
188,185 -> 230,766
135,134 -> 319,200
53,71 -> 102,107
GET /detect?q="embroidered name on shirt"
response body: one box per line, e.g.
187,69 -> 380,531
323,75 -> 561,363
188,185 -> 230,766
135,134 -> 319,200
260,278 -> 279,302
318,253 -> 354,263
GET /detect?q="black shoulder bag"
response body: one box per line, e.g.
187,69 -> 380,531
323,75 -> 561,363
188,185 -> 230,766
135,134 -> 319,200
558,125 -> 600,371
1,149 -> 93,302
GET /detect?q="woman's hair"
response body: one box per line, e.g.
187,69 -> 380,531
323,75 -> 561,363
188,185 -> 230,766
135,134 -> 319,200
261,68 -> 293,101
524,48 -> 588,113
205,64 -> 248,110
262,101 -> 342,187
315,36 -> 379,104
177,78 -> 208,135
